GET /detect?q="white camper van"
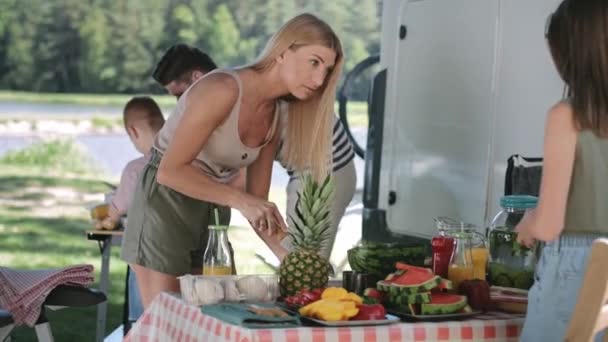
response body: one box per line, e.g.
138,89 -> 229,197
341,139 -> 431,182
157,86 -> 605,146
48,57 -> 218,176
350,0 -> 564,243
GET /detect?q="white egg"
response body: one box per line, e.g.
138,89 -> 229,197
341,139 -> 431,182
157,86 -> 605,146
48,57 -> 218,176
222,278 -> 242,302
193,279 -> 224,305
236,276 -> 269,301
178,275 -> 196,302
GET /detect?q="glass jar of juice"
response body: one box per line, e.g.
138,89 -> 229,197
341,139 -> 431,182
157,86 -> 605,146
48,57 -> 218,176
448,229 -> 478,290
487,195 -> 538,289
203,225 -> 233,275
447,230 -> 475,290
432,217 -> 477,279
470,233 -> 489,280
431,217 -> 457,278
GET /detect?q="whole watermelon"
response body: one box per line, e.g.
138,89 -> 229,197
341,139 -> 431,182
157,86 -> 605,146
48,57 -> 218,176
347,241 -> 427,279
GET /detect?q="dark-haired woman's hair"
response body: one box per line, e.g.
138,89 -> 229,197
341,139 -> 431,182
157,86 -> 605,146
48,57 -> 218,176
546,0 -> 608,135
152,44 -> 217,85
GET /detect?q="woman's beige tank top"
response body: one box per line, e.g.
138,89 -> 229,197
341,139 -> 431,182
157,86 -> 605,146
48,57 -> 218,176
153,69 -> 280,183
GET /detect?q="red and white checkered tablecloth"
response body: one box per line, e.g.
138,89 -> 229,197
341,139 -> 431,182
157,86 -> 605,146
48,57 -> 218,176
0,265 -> 94,326
125,292 -> 524,342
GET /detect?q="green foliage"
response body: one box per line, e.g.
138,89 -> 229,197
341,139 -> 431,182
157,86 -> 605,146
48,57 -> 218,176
172,4 -> 197,45
0,0 -> 381,99
0,139 -> 98,174
208,4 -> 240,66
91,116 -> 121,130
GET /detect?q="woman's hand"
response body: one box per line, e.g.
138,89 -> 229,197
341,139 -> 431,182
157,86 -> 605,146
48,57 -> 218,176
515,209 -> 537,248
235,193 -> 288,236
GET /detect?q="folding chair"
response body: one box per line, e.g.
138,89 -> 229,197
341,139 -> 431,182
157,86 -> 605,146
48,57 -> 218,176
0,285 -> 106,342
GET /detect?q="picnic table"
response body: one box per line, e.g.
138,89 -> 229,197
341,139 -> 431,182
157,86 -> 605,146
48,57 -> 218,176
86,229 -> 127,342
125,292 -> 524,342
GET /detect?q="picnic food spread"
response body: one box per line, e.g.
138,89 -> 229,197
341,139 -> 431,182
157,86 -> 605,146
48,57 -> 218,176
89,203 -> 118,230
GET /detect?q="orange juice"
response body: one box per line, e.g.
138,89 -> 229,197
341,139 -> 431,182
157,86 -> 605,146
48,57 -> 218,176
471,247 -> 489,280
447,264 -> 474,290
202,265 -> 232,275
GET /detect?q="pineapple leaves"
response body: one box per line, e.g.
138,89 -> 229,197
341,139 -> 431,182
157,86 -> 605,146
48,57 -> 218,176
287,173 -> 334,252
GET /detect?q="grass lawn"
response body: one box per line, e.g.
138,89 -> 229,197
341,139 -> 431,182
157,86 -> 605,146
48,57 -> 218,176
0,167 -> 276,341
0,167 -> 125,341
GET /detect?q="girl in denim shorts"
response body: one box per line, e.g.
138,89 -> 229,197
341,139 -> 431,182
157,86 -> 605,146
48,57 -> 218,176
515,0 -> 608,340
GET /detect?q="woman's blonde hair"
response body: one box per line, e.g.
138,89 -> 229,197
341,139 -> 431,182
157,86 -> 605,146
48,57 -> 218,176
249,13 -> 344,182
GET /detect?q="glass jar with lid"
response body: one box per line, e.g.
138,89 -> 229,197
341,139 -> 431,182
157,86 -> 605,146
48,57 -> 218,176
487,195 -> 538,289
447,230 -> 475,289
432,217 -> 485,279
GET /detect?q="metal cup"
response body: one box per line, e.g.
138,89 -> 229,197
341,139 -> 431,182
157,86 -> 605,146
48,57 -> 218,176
353,272 -> 374,295
342,271 -> 354,292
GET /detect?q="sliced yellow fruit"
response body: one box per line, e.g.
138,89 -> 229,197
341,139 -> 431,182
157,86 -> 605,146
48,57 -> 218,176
321,287 -> 348,300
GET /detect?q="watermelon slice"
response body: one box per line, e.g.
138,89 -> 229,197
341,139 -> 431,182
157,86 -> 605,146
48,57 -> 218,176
436,278 -> 453,291
395,262 -> 433,274
386,291 -> 431,305
420,293 -> 467,315
394,263 -> 452,291
383,267 -> 442,293
384,269 -> 406,282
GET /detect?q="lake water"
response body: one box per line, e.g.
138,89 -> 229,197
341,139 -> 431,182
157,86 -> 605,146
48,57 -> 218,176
0,102 -> 174,117
0,101 -> 368,189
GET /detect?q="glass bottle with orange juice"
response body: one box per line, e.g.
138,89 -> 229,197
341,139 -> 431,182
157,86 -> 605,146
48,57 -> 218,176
447,230 -> 475,290
470,234 -> 489,280
202,224 -> 233,275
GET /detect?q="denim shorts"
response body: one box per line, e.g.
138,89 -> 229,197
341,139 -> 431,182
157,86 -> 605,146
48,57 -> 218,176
128,267 -> 143,321
520,234 -> 606,341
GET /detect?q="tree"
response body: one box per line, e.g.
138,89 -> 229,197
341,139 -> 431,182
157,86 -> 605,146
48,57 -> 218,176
1,0 -> 45,90
172,4 -> 197,45
78,7 -> 111,92
0,0 -> 382,95
207,4 -> 240,67
35,0 -> 89,92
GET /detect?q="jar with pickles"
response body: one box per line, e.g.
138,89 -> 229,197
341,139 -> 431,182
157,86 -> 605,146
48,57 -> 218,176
487,195 -> 538,290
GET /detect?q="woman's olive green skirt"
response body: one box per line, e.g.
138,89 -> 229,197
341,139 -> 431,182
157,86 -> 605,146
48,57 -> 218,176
121,149 -> 231,276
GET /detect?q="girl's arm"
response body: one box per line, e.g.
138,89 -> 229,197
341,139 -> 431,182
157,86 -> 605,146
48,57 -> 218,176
517,102 -> 578,242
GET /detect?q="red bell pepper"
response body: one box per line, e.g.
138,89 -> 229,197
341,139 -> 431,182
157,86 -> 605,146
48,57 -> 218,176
351,304 -> 386,320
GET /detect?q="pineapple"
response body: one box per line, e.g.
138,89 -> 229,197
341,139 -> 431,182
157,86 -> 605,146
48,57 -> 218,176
279,173 -> 334,297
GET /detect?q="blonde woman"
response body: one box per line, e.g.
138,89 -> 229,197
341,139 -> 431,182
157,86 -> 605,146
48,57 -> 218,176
121,13 -> 343,309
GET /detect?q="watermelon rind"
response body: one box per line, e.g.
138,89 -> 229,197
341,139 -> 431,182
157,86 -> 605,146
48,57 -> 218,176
347,244 -> 426,278
387,291 -> 431,305
437,278 -> 453,291
377,276 -> 441,294
420,293 -> 467,315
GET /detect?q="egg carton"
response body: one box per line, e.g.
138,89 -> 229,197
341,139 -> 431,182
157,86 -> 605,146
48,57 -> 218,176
178,274 -> 279,306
